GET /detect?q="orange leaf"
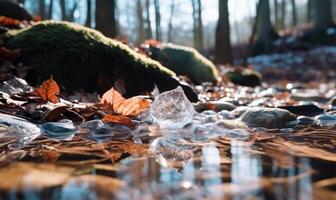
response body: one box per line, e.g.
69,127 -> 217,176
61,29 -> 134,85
32,77 -> 60,103
100,87 -> 150,117
102,114 -> 134,128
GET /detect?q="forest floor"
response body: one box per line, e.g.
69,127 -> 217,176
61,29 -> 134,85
0,18 -> 336,200
0,52 -> 335,199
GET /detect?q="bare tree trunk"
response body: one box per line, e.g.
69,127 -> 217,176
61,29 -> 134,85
307,0 -> 314,21
291,0 -> 297,27
167,0 -> 175,42
191,0 -> 204,50
59,0 -> 66,20
314,0 -> 334,31
39,0 -> 45,19
253,0 -> 278,55
154,0 -> 161,41
274,0 -> 279,28
85,0 -> 92,27
95,0 -> 117,38
47,0 -> 54,19
215,0 -> 233,64
144,0 -> 152,39
136,0 -> 145,43
68,2 -> 78,22
280,0 -> 286,29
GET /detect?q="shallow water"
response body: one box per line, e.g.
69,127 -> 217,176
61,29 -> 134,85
0,129 -> 335,200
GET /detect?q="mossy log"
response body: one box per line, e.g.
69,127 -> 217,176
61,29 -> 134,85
1,21 -> 198,101
148,43 -> 219,85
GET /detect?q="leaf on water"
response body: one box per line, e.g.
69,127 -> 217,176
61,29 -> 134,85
102,114 -> 134,128
100,87 -> 150,117
32,77 -> 60,103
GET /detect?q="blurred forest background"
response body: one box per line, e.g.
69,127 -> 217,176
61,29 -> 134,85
13,0 -> 336,67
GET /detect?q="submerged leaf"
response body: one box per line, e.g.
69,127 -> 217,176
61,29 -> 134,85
102,114 -> 134,128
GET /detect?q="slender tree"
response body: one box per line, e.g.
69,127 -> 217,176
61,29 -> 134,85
313,0 -> 333,31
253,0 -> 278,55
59,0 -> 66,20
144,0 -> 152,39
95,0 -> 117,38
85,0 -> 92,27
215,0 -> 233,64
273,0 -> 279,29
280,0 -> 286,29
136,0 -> 145,43
290,0 -> 297,27
307,0 -> 314,22
191,0 -> 204,50
39,0 -> 45,19
154,0 -> 161,41
47,0 -> 54,19
167,0 -> 175,42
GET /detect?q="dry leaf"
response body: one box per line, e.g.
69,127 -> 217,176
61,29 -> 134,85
100,87 -> 150,117
32,77 -> 60,103
102,114 -> 134,128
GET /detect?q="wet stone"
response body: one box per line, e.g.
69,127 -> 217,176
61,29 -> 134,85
217,110 -> 234,120
297,116 -> 316,126
315,114 -> 336,126
150,86 -> 196,129
240,107 -> 297,129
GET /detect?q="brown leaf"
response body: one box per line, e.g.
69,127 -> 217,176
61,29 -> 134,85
100,87 -> 150,117
32,77 -> 60,103
102,114 -> 134,128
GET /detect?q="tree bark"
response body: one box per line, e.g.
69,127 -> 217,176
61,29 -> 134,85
191,0 -> 204,50
136,0 -> 145,43
144,0 -> 152,39
253,0 -> 278,55
313,0 -> 334,31
95,0 -> 117,38
47,0 -> 54,19
214,0 -> 233,64
167,0 -> 175,42
290,0 -> 297,27
307,0 -> 314,22
59,0 -> 66,21
280,0 -> 285,29
273,0 -> 279,29
85,0 -> 92,27
39,0 -> 45,19
154,0 -> 161,41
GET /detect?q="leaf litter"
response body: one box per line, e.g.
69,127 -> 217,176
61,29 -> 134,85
0,75 -> 335,199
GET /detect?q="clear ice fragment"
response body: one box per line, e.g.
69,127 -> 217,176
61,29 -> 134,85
149,86 -> 196,129
0,113 -> 41,150
40,119 -> 76,141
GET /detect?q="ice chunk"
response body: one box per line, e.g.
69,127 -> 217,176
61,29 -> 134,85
0,113 -> 40,150
150,86 -> 196,129
149,135 -> 196,169
40,119 -> 76,141
78,120 -> 132,142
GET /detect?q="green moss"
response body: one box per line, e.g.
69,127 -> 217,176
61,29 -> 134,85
2,21 -> 197,100
150,44 -> 219,84
225,69 -> 261,87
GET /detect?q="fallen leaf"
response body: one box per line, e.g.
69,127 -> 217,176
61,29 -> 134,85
100,87 -> 150,117
102,114 -> 134,128
32,77 -> 60,103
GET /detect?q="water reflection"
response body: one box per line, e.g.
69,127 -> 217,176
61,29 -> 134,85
115,141 -> 322,200
2,139 -> 335,200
